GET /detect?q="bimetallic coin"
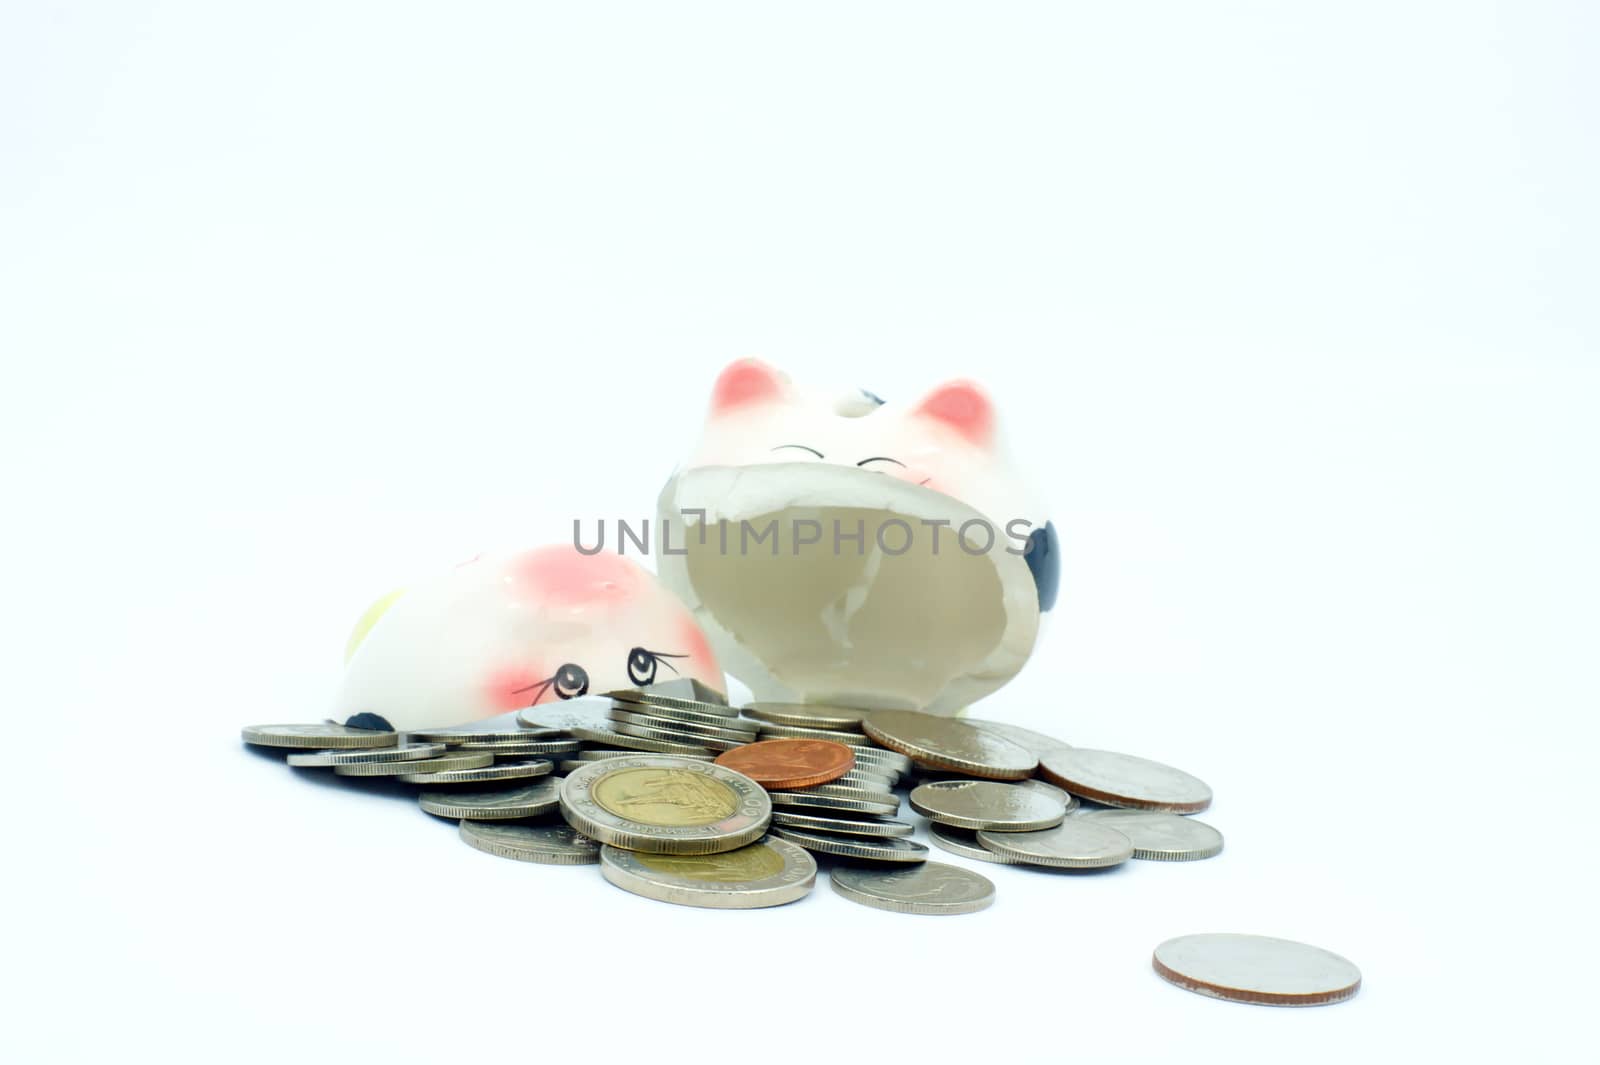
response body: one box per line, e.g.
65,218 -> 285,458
1039,748 -> 1213,813
333,750 -> 494,777
1017,777 -> 1078,811
909,780 -> 1067,832
964,718 -> 1073,757
742,702 -> 867,731
1152,934 -> 1361,1007
419,777 -> 564,819
773,828 -> 928,864
714,739 -> 856,789
756,722 -> 874,747
559,755 -> 771,855
607,689 -> 739,717
287,741 -> 445,767
569,726 -> 712,757
459,819 -> 601,865
767,788 -> 899,817
829,861 -> 994,915
927,822 -> 1028,865
863,710 -> 1036,781
975,820 -> 1134,869
608,709 -> 754,742
242,724 -> 398,750
396,758 -> 553,785
1080,810 -> 1223,861
610,719 -> 744,752
599,837 -> 816,909
769,811 -> 915,838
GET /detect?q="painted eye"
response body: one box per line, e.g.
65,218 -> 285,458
553,663 -> 589,699
627,647 -> 688,687
627,648 -> 658,686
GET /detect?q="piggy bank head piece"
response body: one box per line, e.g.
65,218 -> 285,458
656,359 -> 1057,715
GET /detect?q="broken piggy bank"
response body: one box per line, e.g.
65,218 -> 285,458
656,358 -> 1058,716
335,546 -> 723,731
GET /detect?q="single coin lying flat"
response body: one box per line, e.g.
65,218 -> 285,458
1152,933 -> 1361,1006
1039,748 -> 1212,813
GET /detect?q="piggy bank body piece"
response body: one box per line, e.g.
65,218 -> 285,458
335,546 -> 723,731
656,359 -> 1057,717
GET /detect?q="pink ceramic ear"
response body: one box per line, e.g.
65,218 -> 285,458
711,358 -> 789,414
912,380 -> 995,446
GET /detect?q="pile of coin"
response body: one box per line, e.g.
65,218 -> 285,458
243,687 -> 1227,915
245,686 -> 1357,998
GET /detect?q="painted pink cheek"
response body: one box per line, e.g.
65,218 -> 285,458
512,545 -> 642,606
484,664 -> 548,712
676,617 -> 720,678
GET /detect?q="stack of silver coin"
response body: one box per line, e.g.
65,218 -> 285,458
242,691 -> 1223,916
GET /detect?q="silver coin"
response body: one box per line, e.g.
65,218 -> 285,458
769,811 -> 915,838
610,719 -> 744,752
454,738 -> 581,756
756,722 -> 874,747
409,727 -> 541,745
1039,748 -> 1212,813
863,710 -> 1036,780
742,702 -> 866,731
397,758 -> 554,785
829,861 -> 994,915
517,698 -> 615,734
964,718 -> 1073,757
419,777 -> 564,819
768,788 -> 900,817
608,708 -> 755,742
599,837 -> 816,909
1152,934 -> 1362,1006
849,747 -> 912,774
1079,810 -> 1223,861
1016,777 -> 1078,811
569,726 -> 712,757
332,750 -> 493,777
632,677 -> 728,706
832,769 -> 895,792
909,780 -> 1067,832
975,820 -> 1134,869
607,689 -> 738,717
574,747 -> 714,762
773,827 -> 928,863
558,754 -> 771,855
610,703 -> 757,734
286,741 -> 445,767
241,723 -> 397,750
927,822 -> 1028,865
459,819 -> 601,865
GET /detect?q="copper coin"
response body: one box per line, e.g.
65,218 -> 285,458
714,739 -> 855,789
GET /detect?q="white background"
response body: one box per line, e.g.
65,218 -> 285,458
3,3 -> 1596,1062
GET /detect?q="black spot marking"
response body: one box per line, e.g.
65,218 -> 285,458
1024,521 -> 1060,612
344,712 -> 394,731
860,389 -> 886,406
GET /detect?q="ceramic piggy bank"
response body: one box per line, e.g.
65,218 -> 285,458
656,359 -> 1058,716
335,546 -> 723,731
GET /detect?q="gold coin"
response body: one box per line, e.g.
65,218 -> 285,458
591,766 -> 738,827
